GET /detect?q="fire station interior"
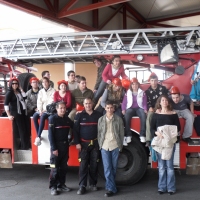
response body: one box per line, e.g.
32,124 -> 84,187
1,0 -> 200,177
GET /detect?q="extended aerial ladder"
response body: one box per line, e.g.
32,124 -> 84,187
0,27 -> 200,64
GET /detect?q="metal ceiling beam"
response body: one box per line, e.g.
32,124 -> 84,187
148,23 -> 179,28
54,0 -> 59,13
98,4 -> 124,30
92,0 -> 99,29
125,2 -> 146,24
43,0 -> 55,12
123,5 -> 127,29
57,0 -> 130,18
148,11 -> 200,24
59,0 -> 78,14
0,0 -> 97,31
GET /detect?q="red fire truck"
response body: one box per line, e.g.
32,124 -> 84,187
0,27 -> 200,185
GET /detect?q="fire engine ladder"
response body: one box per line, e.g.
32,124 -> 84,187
0,27 -> 200,64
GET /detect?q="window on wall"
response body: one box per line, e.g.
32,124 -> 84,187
124,65 -> 174,83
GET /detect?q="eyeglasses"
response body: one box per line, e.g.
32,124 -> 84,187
12,83 -> 18,85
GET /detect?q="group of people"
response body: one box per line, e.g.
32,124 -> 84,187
4,55 -> 197,197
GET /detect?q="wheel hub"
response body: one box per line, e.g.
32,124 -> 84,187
117,152 -> 129,168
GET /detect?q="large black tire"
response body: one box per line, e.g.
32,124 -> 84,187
98,134 -> 148,185
18,73 -> 36,92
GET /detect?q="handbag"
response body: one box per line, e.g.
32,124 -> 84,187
46,102 -> 57,115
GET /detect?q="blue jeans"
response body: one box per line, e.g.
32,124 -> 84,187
101,148 -> 119,193
33,112 -> 49,137
124,107 -> 146,137
156,145 -> 176,193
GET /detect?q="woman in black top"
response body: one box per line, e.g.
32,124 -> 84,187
4,77 -> 30,150
151,95 -> 180,195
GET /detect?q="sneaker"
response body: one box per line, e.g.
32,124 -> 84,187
123,138 -> 128,146
89,185 -> 98,191
126,136 -> 132,143
57,184 -> 71,192
77,186 -> 86,195
104,191 -> 114,197
51,187 -> 58,195
34,137 -> 41,146
140,136 -> 146,143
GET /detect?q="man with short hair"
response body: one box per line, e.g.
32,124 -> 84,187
26,77 -> 40,116
93,57 -> 106,93
170,86 -> 195,144
145,73 -> 169,146
67,70 -> 79,91
48,101 -> 74,196
39,70 -> 54,89
73,98 -> 102,195
68,76 -> 94,121
98,101 -> 124,197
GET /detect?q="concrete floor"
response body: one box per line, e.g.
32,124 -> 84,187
0,165 -> 200,200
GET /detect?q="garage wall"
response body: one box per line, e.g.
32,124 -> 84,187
75,63 -> 97,90
32,63 -> 65,87
32,62 -> 97,90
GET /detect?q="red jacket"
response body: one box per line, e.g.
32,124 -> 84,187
102,63 -> 128,82
53,91 -> 72,109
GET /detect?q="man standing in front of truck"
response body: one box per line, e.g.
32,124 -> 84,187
73,97 -> 102,195
48,101 -> 74,196
145,73 -> 169,146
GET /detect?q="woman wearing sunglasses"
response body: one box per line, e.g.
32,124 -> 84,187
4,77 -> 30,150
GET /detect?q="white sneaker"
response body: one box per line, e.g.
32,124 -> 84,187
123,137 -> 128,146
126,136 -> 132,143
140,136 -> 146,143
34,137 -> 41,146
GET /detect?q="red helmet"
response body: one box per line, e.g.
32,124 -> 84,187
121,79 -> 131,90
57,80 -> 68,86
131,77 -> 140,84
112,78 -> 122,87
29,77 -> 39,83
170,86 -> 180,94
76,103 -> 84,111
148,72 -> 158,82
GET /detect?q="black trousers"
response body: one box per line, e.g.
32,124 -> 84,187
13,113 -> 30,150
78,141 -> 100,187
49,143 -> 69,189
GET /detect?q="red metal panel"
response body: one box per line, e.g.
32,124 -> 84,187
68,145 -> 79,166
31,118 -> 38,164
58,0 -> 130,18
0,118 -> 14,162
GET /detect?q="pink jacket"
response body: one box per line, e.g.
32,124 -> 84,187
102,63 -> 128,82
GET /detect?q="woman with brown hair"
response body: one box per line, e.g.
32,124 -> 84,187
100,78 -> 124,118
150,95 -> 180,195
4,77 -> 30,150
94,55 -> 128,103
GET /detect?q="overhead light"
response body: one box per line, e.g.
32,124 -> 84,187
137,54 -> 143,61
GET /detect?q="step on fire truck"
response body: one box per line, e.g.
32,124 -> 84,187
0,27 -> 200,185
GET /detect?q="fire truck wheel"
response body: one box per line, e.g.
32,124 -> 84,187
18,73 -> 36,92
98,135 -> 148,185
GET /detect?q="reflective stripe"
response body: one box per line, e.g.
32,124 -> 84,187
55,126 -> 70,129
80,123 -> 98,125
